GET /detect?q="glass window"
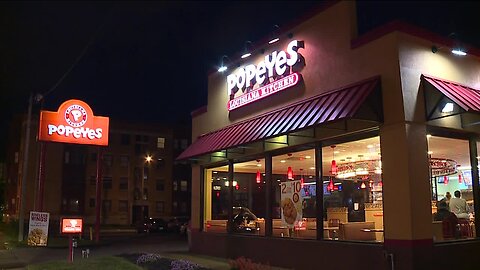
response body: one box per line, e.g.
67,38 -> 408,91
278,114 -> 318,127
103,154 -> 113,167
157,137 -> 165,149
273,149 -> 316,239
181,139 -> 188,149
181,202 -> 187,213
173,181 -> 178,191
103,177 -> 112,189
156,201 -> 165,213
429,136 -> 475,241
232,158 -> 265,236
156,179 -> 165,191
173,201 -> 178,212
69,199 -> 79,212
119,177 -> 128,190
121,134 -> 130,145
90,176 -> 96,185
322,136 -> 383,242
204,165 -> 229,234
120,155 -> 129,168
119,200 -> 128,212
64,151 -> 70,164
103,200 -> 112,212
180,180 -> 188,191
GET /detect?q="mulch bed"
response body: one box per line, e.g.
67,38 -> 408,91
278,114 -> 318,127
117,253 -> 211,270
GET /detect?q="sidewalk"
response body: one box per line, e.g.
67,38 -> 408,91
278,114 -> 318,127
0,249 -> 26,270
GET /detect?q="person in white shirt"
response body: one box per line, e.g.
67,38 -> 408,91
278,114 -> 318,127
449,190 -> 469,219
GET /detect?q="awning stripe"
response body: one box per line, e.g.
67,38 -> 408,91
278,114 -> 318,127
177,76 -> 380,160
422,74 -> 480,112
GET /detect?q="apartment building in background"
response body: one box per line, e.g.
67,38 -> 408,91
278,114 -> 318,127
3,115 -> 191,226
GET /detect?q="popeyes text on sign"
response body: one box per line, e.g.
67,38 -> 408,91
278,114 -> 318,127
38,99 -> 109,146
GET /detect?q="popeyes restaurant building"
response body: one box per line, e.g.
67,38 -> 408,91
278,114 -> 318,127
178,2 -> 480,269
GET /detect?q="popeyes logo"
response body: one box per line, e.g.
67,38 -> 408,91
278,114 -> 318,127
38,99 -> 109,146
61,218 -> 83,234
227,40 -> 305,111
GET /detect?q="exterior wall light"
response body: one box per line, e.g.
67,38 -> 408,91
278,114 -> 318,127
441,102 -> 454,113
218,55 -> 229,72
451,48 -> 467,56
241,41 -> 253,59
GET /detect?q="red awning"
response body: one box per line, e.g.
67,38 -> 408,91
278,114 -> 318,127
422,74 -> 480,112
178,76 -> 380,160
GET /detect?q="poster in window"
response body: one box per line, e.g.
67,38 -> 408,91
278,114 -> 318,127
280,180 -> 303,228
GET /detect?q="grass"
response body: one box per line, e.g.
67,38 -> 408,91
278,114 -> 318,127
27,256 -> 142,270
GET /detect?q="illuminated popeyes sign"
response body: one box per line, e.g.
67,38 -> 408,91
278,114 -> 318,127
38,99 -> 109,146
227,39 -> 305,111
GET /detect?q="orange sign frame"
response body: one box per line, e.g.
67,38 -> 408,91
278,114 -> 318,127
38,99 -> 109,146
61,218 -> 83,234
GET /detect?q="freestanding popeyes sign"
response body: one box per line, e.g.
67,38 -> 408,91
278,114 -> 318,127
38,99 -> 109,146
227,39 -> 305,111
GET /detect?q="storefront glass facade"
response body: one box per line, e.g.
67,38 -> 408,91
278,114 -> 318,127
202,136 -> 384,242
428,136 -> 476,241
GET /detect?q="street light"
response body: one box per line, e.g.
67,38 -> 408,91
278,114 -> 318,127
141,154 -> 152,219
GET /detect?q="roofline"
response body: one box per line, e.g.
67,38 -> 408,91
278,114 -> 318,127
351,20 -> 480,58
206,1 -> 340,76
190,105 -> 207,118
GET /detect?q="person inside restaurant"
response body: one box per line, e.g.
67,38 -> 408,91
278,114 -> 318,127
449,190 -> 469,219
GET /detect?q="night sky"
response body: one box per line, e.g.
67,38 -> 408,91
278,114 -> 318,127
1,1 -> 479,159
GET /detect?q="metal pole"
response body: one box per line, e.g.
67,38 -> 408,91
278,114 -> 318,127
315,143 -> 324,240
36,142 -> 46,211
18,93 -> 33,242
36,98 -> 46,212
68,235 -> 73,262
95,147 -> 103,243
469,138 -> 480,237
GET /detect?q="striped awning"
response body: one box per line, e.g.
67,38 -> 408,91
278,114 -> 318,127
422,74 -> 480,112
178,76 -> 380,160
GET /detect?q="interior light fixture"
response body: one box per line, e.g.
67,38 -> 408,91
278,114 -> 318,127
287,166 -> 294,180
217,55 -> 229,72
441,102 -> 454,113
241,41 -> 253,59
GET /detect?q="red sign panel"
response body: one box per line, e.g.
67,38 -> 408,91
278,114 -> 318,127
61,218 -> 83,234
38,99 -> 109,146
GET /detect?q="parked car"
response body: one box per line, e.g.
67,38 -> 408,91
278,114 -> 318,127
136,217 -> 167,233
167,216 -> 190,233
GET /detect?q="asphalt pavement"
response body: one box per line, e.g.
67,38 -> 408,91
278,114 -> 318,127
0,231 -> 232,270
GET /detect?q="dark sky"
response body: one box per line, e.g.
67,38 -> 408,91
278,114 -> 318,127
1,1 -> 479,159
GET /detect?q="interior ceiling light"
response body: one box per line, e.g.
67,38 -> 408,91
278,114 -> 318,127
441,102 -> 454,113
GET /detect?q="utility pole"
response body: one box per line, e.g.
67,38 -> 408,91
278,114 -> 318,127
18,93 -> 33,242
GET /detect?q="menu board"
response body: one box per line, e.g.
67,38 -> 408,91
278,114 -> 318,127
280,180 -> 303,228
28,211 -> 49,246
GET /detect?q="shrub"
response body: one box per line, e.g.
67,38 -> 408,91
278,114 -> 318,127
228,257 -> 271,270
136,253 -> 163,265
171,259 -> 201,270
